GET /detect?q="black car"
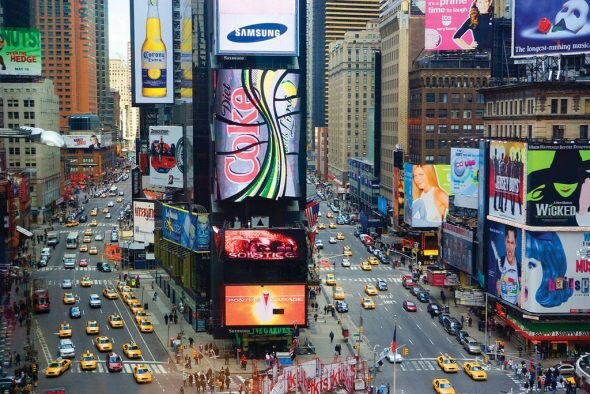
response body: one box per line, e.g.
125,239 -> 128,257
367,245 -> 375,254
428,303 -> 442,316
0,375 -> 22,390
376,280 -> 388,291
380,255 -> 391,264
97,262 -> 112,272
456,330 -> 469,343
79,214 -> 88,223
69,306 -> 81,319
438,312 -> 450,325
335,300 -> 348,313
354,228 -> 361,237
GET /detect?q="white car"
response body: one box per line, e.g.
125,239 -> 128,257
329,237 -> 337,244
61,279 -> 73,289
88,294 -> 102,308
95,233 -> 104,241
385,349 -> 403,363
105,213 -> 112,219
315,240 -> 324,250
41,248 -> 51,258
107,201 -> 114,207
341,258 -> 351,267
318,211 -> 322,217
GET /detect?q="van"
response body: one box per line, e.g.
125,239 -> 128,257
63,254 -> 76,269
58,339 -> 76,358
443,317 -> 462,335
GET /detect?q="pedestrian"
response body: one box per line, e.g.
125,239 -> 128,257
180,387 -> 184,394
314,313 -> 318,322
329,331 -> 334,343
460,315 -> 464,326
164,314 -> 169,325
153,292 -> 158,301
15,352 -> 20,367
238,384 -> 243,394
169,313 -> 174,323
174,314 -> 178,324
324,305 -> 328,315
468,316 -> 473,327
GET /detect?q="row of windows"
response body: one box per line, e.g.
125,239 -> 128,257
425,124 -> 485,133
423,93 -> 484,104
5,99 -> 35,107
488,124 -> 589,139
8,148 -> 36,155
424,109 -> 484,119
424,155 -> 449,164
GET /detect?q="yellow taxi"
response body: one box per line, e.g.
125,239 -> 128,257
360,261 -> 372,271
95,336 -> 113,352
79,244 -> 88,252
368,256 -> 379,265
85,320 -> 100,335
89,220 -> 98,227
103,287 -> 118,299
83,236 -> 92,243
108,314 -> 124,328
334,286 -> 346,300
361,296 -> 376,309
329,223 -> 337,229
123,293 -> 139,306
102,207 -> 109,214
117,281 -> 129,292
58,322 -> 72,338
364,284 -> 378,296
133,364 -> 152,383
129,302 -> 144,315
116,197 -> 124,203
326,273 -> 336,286
90,209 -> 98,216
63,292 -> 76,305
45,357 -> 72,377
463,362 -> 487,380
437,355 -> 459,373
84,229 -> 93,236
80,350 -> 97,371
326,212 -> 334,218
343,246 -> 352,257
80,276 -> 92,287
432,378 -> 456,394
65,221 -> 79,227
122,342 -> 142,359
134,310 -> 150,324
138,319 -> 154,333
336,232 -> 345,240
318,223 -> 326,230
89,246 -> 98,255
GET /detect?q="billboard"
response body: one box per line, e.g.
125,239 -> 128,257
512,0 -> 590,58
377,195 -> 388,216
224,284 -> 306,327
424,0 -> 493,51
487,221 -> 523,307
393,167 -> 405,224
403,164 -> 451,228
149,126 -> 184,188
527,143 -> 590,227
63,134 -> 113,149
178,0 -> 193,104
132,0 -> 174,104
215,0 -> 299,56
523,231 -> 590,314
161,203 -> 210,252
451,147 -> 479,209
214,69 -> 301,201
442,222 -> 474,274
133,201 -> 155,244
488,141 -> 526,223
223,229 -> 305,261
0,28 -> 42,76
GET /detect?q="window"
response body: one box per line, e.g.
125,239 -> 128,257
439,93 -> 448,103
438,109 -> 448,118
438,140 -> 447,148
451,125 -> 460,133
552,125 -> 565,139
450,110 -> 460,119
463,110 -> 472,119
438,125 -> 448,134
426,93 -> 435,103
581,125 -> 589,139
451,94 -> 460,103
425,109 -> 435,118
551,99 -> 558,114
586,99 -> 590,114
464,94 -> 473,103
476,93 -> 485,104
425,139 -> 435,149
425,125 -> 435,133
463,124 -> 473,132
425,155 -> 435,163
561,99 -> 568,114
476,125 -> 484,133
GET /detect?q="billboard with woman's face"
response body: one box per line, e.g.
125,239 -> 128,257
403,164 -> 451,228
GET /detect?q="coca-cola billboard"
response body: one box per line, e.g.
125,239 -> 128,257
223,229 -> 305,261
214,69 -> 301,201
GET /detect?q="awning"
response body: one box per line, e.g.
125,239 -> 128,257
16,226 -> 33,238
497,314 -> 590,341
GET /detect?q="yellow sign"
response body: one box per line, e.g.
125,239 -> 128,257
402,347 -> 409,356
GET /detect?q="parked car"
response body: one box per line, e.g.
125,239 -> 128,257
462,337 -> 483,354
315,240 -> 324,250
428,303 -> 443,316
97,262 -> 112,272
456,330 -> 469,344
443,317 -> 462,335
417,291 -> 430,303
335,300 -> 349,313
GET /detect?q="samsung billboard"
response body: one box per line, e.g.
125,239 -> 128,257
215,0 -> 299,56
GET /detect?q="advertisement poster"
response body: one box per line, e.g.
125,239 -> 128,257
393,167 -> 405,224
225,284 -> 306,326
523,231 -> 590,314
424,0 -> 493,51
403,164 -> 451,228
488,141 -> 526,223
178,0 -> 193,104
161,203 -> 210,252
512,0 -> 590,58
527,143 -> 590,227
63,134 -> 112,150
215,0 -> 298,56
451,147 -> 479,209
149,126 -> 184,188
487,222 -> 523,307
132,0 -> 174,104
214,69 -> 301,201
133,201 -> 155,244
224,229 -> 304,261
442,222 -> 474,274
0,28 -> 42,76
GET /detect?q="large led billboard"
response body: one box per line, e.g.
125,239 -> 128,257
523,231 -> 590,314
224,284 -> 306,327
63,134 -> 113,149
424,0 -> 493,51
161,203 -> 210,252
132,0 -> 174,104
403,164 -> 451,228
451,147 -> 479,209
223,229 -> 305,261
488,141 -> 526,223
149,126 -> 184,188
0,28 -> 42,76
133,201 -> 155,244
442,222 -> 474,274
487,221 -> 523,307
214,69 -> 301,201
512,0 -> 590,58
215,0 -> 299,56
527,143 -> 590,227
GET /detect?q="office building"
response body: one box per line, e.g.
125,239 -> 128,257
95,0 -> 111,130
109,57 -> 139,150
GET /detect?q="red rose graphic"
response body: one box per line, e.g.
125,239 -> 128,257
538,17 -> 552,34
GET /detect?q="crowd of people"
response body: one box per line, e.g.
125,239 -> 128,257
503,359 -> 578,393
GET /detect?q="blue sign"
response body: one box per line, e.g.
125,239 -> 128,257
227,23 -> 288,43
162,204 -> 210,252
377,196 -> 389,216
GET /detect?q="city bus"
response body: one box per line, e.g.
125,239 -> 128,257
46,231 -> 59,246
30,278 -> 50,313
66,232 -> 79,249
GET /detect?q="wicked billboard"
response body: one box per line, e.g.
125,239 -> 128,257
527,143 -> 590,227
488,141 -> 526,223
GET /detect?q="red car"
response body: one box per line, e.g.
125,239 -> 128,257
403,300 -> 417,312
106,352 -> 123,372
79,259 -> 88,267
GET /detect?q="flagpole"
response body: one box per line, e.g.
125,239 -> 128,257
393,317 -> 398,394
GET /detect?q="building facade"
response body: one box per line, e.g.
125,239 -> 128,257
315,126 -> 328,180
306,0 -> 326,157
348,158 -> 379,213
109,58 -> 138,150
95,0 -> 110,129
327,21 -> 380,185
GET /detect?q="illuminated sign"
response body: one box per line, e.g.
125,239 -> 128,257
224,284 -> 306,327
0,28 -> 42,76
161,203 -> 210,253
223,229 -> 304,261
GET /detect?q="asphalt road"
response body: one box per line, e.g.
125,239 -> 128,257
32,178 -> 182,393
312,194 -> 523,394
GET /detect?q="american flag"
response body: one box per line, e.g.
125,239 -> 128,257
304,197 -> 320,230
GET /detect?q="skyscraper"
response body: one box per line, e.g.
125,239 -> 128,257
95,0 -> 111,130
35,0 -> 98,132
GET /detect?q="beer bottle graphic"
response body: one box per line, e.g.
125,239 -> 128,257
180,0 -> 193,100
141,0 -> 167,97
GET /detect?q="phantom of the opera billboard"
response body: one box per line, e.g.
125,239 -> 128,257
214,69 -> 301,202
223,229 -> 305,261
403,164 -> 451,228
488,141 -> 526,223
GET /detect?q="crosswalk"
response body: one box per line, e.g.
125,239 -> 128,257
326,276 -> 402,283
56,223 -> 120,234
48,278 -> 113,286
39,266 -> 98,271
65,361 -> 170,374
318,266 -> 396,271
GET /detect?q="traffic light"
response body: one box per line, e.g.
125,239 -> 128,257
402,347 -> 409,356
